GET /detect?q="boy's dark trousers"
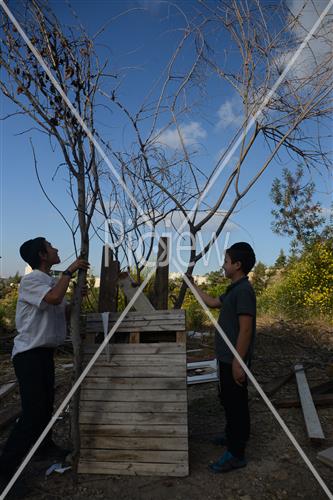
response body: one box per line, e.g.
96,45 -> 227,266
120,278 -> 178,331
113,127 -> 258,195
0,347 -> 55,478
218,361 -> 250,459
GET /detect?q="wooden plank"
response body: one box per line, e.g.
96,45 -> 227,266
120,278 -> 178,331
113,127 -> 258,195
82,377 -> 186,390
79,411 -> 187,425
310,379 -> 333,396
86,322 -> 184,334
275,393 -> 333,409
294,364 -> 325,441
263,370 -> 295,397
176,331 -> 186,344
153,237 -> 169,310
83,354 -> 186,366
118,273 -> 155,312
80,449 -> 187,463
87,365 -> 186,378
81,436 -> 188,451
87,310 -> 185,321
80,400 -> 187,413
0,381 -> 17,401
80,424 -> 188,438
317,447 -> 333,469
129,331 -> 140,344
84,343 -> 186,355
85,310 -> 186,333
80,389 -> 187,402
84,333 -> 96,345
78,461 -> 188,476
98,246 -> 119,313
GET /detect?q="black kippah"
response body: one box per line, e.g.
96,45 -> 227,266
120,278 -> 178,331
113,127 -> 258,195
19,237 -> 46,267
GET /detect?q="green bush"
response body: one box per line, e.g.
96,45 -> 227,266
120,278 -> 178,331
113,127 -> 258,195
184,297 -> 207,331
258,239 -> 333,321
0,285 -> 19,331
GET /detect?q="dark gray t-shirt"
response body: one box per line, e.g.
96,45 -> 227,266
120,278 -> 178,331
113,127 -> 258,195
215,276 -> 256,364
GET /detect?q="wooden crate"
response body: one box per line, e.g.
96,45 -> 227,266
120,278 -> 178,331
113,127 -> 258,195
78,310 -> 189,477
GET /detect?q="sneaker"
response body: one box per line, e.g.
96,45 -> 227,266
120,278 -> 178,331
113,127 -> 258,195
211,435 -> 228,446
209,451 -> 247,473
35,441 -> 71,461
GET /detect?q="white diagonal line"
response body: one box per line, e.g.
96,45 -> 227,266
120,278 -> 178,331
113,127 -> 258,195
177,0 -> 333,236
179,270 -> 333,500
0,266 -> 155,500
1,0 -> 331,496
0,0 -> 152,230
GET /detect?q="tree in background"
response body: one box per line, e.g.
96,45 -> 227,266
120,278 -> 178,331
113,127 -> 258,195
251,261 -> 269,295
0,274 -> 21,332
274,249 -> 287,270
270,166 -> 326,251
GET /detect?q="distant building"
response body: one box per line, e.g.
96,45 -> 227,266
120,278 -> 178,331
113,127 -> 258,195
194,275 -> 208,285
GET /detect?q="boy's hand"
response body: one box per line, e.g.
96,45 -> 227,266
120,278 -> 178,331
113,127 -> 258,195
232,358 -> 246,386
68,258 -> 90,274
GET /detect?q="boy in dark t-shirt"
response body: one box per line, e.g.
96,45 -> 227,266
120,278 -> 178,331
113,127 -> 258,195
187,242 -> 256,472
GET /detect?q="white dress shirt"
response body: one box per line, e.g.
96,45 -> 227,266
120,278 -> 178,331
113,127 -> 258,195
13,270 -> 67,357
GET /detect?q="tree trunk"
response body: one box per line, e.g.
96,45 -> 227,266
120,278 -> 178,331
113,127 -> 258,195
70,170 -> 89,471
152,237 -> 169,310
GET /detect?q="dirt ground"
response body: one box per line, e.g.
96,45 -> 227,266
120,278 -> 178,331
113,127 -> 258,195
1,318 -> 333,500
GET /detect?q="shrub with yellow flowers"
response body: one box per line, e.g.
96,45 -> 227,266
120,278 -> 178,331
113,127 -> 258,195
258,239 -> 333,321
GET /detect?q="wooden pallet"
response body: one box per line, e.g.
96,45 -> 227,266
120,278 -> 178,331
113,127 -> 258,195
78,310 -> 188,477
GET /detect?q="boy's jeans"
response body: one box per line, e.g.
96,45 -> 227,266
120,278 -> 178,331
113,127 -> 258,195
0,347 -> 55,477
218,361 -> 250,459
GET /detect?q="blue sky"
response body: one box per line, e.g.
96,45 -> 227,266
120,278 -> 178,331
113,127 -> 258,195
1,0 -> 332,278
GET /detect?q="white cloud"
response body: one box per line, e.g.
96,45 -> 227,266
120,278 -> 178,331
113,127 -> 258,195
159,209 -> 236,233
216,97 -> 243,129
320,206 -> 333,217
135,0 -> 163,13
276,0 -> 332,79
154,121 -> 207,150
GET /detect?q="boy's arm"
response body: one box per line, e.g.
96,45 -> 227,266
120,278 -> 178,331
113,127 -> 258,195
44,258 -> 89,305
185,275 -> 221,308
232,314 -> 253,386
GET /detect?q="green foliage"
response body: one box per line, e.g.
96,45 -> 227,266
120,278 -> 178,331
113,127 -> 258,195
270,166 -> 325,249
274,249 -> 287,269
251,261 -> 268,295
182,275 -> 228,331
258,239 -> 333,321
183,295 -> 207,331
0,281 -> 19,331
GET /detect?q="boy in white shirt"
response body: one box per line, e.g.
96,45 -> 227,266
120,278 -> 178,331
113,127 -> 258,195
0,237 -> 89,487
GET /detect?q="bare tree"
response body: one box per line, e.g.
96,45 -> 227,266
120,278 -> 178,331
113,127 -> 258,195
109,0 -> 332,307
84,1 -> 332,307
0,0 -> 109,466
0,0 -> 193,464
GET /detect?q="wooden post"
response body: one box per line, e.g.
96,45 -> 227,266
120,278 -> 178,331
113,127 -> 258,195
294,364 -> 325,441
153,237 -> 169,310
97,245 -> 121,343
98,245 -> 119,313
